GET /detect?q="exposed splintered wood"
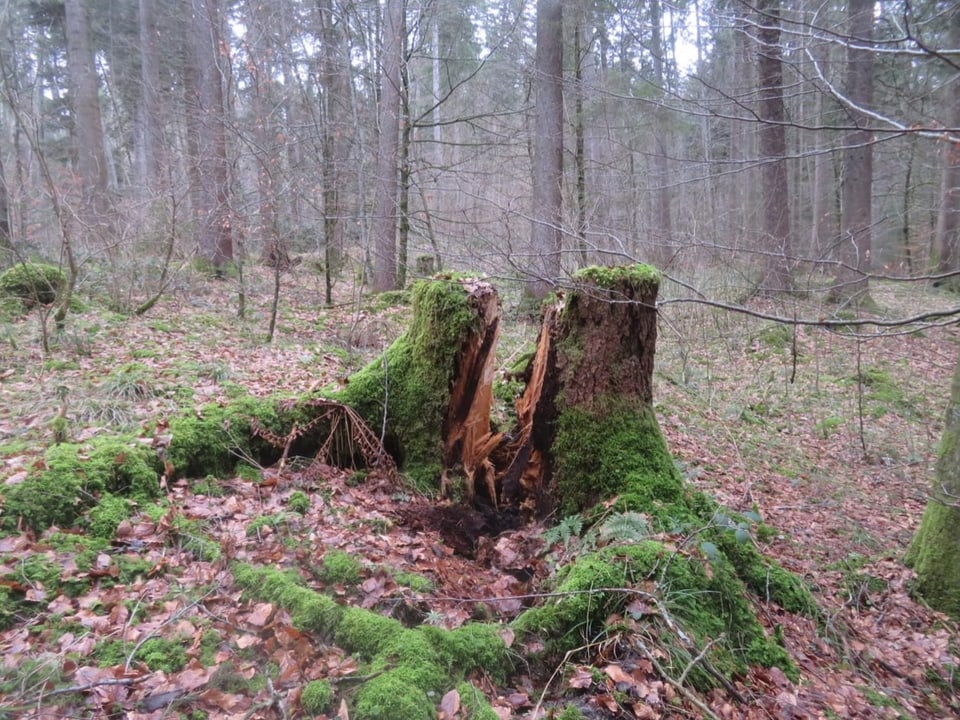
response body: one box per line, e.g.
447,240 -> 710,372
498,301 -> 561,511
441,279 -> 502,505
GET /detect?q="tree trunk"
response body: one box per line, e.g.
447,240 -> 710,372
832,0 -> 874,304
245,3 -> 285,271
649,0 -> 673,269
370,0 -> 404,293
138,0 -> 164,190
0,155 -> 11,265
526,0 -> 563,301
318,0 -> 346,306
934,9 -> 960,278
756,0 -> 792,292
573,13 -> 588,268
64,0 -> 112,237
190,0 -> 234,273
906,354 -> 960,617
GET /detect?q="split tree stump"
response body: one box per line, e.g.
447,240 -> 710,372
336,265 -> 680,520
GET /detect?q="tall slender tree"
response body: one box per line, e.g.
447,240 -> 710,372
527,0 -> 563,301
649,0 -> 673,268
934,7 -> 960,278
0,154 -> 11,262
189,0 -> 233,273
832,0 -> 875,303
371,0 -> 405,292
64,0 -> 112,237
137,0 -> 164,190
755,0 -> 792,292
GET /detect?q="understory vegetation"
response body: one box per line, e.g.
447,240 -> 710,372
0,265 -> 957,719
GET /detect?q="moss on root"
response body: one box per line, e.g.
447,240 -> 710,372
552,397 -> 683,517
334,607 -> 406,659
1,437 -> 162,532
165,394 -> 291,479
512,540 -> 797,688
232,564 -> 343,637
334,276 -> 483,490
231,560 -> 512,720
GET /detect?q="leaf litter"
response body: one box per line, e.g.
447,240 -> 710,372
0,268 -> 957,718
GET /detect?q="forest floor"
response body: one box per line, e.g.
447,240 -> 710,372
0,264 -> 958,719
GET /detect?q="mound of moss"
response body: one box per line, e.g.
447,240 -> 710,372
334,276 -> 483,490
1,437 -> 162,532
164,393 -> 299,479
513,539 -> 796,688
0,262 -> 65,307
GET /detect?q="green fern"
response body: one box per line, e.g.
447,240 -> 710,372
597,511 -> 650,545
543,514 -> 584,551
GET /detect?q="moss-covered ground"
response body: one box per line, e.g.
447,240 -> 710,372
0,266 -> 956,718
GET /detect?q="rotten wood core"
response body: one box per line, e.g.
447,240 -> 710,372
439,274 -> 659,519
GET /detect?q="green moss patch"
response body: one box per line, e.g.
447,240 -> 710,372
572,263 -> 660,291
552,397 -> 683,516
353,671 -> 434,720
316,549 -> 363,586
87,494 -> 134,540
165,395 -> 288,479
288,491 -> 311,514
301,679 -> 335,715
94,636 -> 188,673
0,262 -> 65,307
1,437 -> 162,532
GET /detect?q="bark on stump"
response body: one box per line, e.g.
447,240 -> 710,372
502,265 -> 681,516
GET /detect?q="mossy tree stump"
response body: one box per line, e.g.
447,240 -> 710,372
501,265 -> 680,516
337,267 -> 678,518
334,275 -> 502,495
